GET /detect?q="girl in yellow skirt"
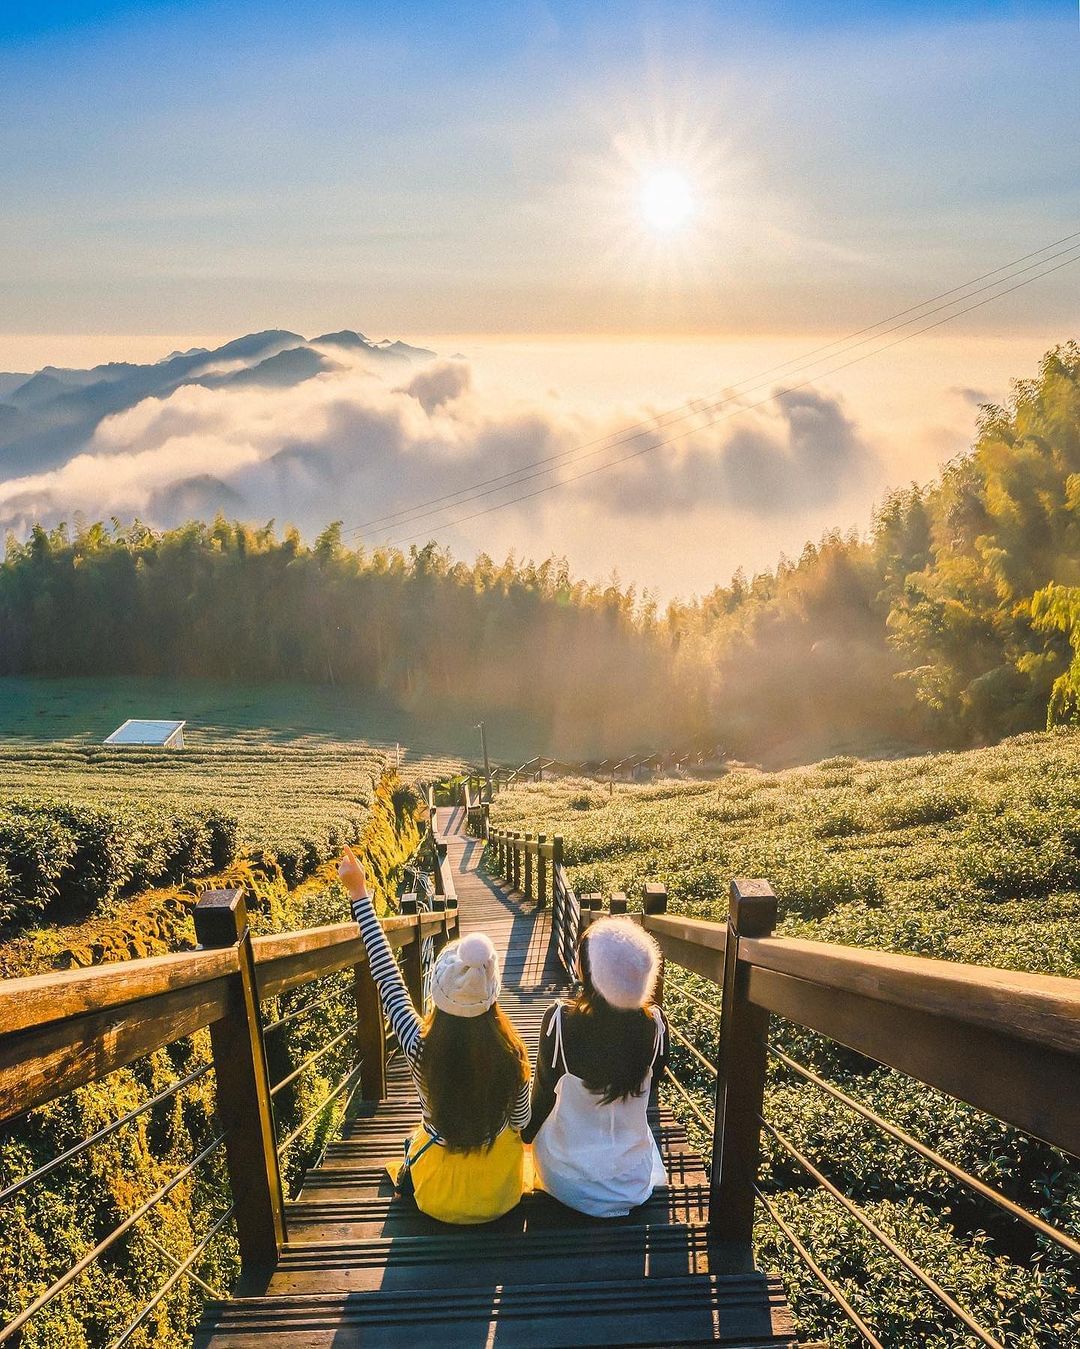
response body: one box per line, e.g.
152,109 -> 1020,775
339,847 -> 530,1224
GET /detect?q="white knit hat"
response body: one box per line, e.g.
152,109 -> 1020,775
431,932 -> 501,1018
584,917 -> 661,1010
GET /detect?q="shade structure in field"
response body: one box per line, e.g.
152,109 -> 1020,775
104,719 -> 186,748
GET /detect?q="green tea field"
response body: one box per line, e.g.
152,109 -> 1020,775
0,676 -> 472,937
490,731 -> 1080,1346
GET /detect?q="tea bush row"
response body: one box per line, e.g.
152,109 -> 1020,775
0,741 -> 390,930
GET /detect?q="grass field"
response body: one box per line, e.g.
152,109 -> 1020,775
490,729 -> 1080,976
490,731 -> 1080,1347
0,675 -> 536,772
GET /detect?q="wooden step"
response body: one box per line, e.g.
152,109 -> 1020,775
263,1222 -> 744,1294
195,1272 -> 798,1347
285,1184 -> 714,1240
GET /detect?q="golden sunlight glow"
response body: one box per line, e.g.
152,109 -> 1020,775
639,169 -> 695,234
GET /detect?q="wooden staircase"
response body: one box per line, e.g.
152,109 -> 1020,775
195,807 -> 797,1347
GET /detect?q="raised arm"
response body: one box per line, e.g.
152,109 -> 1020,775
338,846 -> 422,1058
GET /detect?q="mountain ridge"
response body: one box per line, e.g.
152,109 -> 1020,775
0,328 -> 436,483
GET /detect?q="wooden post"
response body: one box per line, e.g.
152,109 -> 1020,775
642,883 -> 669,1009
399,896 -> 424,1010
194,889 -> 285,1275
481,802 -> 490,840
609,891 -> 628,914
433,839 -> 447,897
431,897 -> 451,963
512,832 -> 522,893
354,955 -> 386,1102
710,878 -> 778,1248
524,833 -> 534,901
537,834 -> 548,908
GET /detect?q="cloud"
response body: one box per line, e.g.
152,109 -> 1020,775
587,387 -> 874,518
0,355 -> 875,548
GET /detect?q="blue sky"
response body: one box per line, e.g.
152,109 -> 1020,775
0,0 -> 1076,337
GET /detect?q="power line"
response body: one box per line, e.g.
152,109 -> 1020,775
344,228 -> 1080,540
347,228 -> 1080,536
382,246 -> 1080,547
377,240 -> 1080,538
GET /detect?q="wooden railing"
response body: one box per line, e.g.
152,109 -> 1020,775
0,872 -> 458,1343
477,813 -> 1080,1347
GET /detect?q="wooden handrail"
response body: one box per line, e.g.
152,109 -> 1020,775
642,919 -> 1080,1056
0,910 -> 456,1126
0,970 -> 235,1125
640,906 -> 1080,1159
0,865 -> 460,1308
737,935 -> 1079,1055
0,947 -> 238,1037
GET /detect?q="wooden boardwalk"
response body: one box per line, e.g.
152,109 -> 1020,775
196,807 -> 797,1347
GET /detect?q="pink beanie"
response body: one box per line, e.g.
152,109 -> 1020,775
585,917 -> 661,1010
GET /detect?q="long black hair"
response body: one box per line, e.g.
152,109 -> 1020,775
418,1004 -> 529,1152
566,932 -> 659,1105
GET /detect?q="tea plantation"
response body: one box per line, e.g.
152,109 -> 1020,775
0,676 -> 465,933
490,729 -> 1080,1347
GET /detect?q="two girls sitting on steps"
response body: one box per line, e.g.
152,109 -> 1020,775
339,846 -> 667,1224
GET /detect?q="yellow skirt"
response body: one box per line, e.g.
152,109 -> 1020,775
387,1122 -> 526,1225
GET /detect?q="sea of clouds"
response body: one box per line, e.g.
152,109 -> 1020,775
0,348 -> 876,564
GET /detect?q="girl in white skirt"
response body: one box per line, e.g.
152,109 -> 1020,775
525,917 -> 668,1217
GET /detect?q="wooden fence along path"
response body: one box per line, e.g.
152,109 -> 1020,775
196,803 -> 798,1346
2,782 -> 1078,1346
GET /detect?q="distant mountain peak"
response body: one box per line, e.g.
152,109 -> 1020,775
311,330 -> 371,348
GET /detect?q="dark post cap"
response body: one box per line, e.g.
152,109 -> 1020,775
193,888 -> 247,947
642,883 -> 668,914
730,878 -> 778,936
400,893 -> 419,915
609,892 -> 628,914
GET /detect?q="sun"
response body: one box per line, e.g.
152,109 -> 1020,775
639,169 -> 695,235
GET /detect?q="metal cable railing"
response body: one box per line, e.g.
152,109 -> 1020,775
110,1203 -> 236,1349
270,1025 -> 355,1099
0,1059 -> 213,1205
551,865 -> 581,979
760,1116 -> 1006,1349
0,1130 -> 229,1345
752,1182 -> 885,1349
657,1001 -> 1062,1349
768,1045 -> 1080,1261
264,983 -> 349,1035
276,1061 -> 365,1158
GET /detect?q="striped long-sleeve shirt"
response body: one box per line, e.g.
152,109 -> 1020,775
351,893 -> 531,1136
